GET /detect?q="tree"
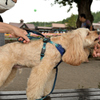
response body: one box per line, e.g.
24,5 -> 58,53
53,0 -> 93,28
66,14 -> 77,28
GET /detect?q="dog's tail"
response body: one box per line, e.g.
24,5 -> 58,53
2,68 -> 17,87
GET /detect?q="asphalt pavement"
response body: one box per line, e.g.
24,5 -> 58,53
0,58 -> 100,91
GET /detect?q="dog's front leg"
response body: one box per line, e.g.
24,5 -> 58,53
43,69 -> 56,96
26,58 -> 56,100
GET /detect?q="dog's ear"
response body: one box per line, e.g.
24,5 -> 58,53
62,33 -> 88,66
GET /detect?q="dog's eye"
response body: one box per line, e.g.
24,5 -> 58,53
87,32 -> 90,36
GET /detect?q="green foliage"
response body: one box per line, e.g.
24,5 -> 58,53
92,11 -> 100,23
29,22 -> 52,27
28,21 -> 63,27
65,14 -> 78,27
53,0 -> 80,12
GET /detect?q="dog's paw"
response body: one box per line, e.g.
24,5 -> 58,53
41,96 -> 51,100
27,96 -> 41,100
27,90 -> 42,100
44,89 -> 51,96
27,84 -> 44,100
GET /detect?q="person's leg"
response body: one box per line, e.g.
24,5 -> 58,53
0,33 -> 5,46
0,16 -> 5,46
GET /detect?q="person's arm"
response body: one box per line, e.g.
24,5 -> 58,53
86,20 -> 93,31
12,0 -> 17,3
0,22 -> 30,43
90,25 -> 93,31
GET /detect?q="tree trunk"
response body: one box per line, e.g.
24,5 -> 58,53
76,0 -> 93,28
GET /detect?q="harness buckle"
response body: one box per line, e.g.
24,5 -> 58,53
43,38 -> 50,43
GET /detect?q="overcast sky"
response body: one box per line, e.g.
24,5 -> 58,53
1,0 -> 100,23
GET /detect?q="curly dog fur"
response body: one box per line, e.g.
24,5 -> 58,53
0,28 -> 99,100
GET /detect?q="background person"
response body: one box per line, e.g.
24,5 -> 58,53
79,13 -> 93,31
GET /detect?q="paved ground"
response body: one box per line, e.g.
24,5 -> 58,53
1,58 -> 100,91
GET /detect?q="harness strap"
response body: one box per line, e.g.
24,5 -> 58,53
49,41 -> 65,56
40,43 -> 46,60
40,38 -> 51,60
40,39 -> 65,60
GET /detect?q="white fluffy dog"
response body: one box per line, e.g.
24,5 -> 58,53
0,28 -> 99,100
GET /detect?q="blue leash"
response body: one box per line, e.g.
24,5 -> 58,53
17,30 -> 65,100
27,30 -> 45,38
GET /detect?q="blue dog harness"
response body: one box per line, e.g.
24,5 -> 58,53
40,38 -> 65,60
17,30 -> 65,100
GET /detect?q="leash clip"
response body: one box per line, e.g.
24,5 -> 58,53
43,38 -> 50,43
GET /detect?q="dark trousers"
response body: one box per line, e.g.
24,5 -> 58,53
0,33 -> 5,46
0,15 -> 5,46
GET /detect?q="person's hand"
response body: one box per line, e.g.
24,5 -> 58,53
11,27 -> 30,43
93,43 -> 100,57
0,22 -> 30,43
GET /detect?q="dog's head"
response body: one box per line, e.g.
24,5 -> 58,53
77,28 -> 99,47
62,28 -> 99,66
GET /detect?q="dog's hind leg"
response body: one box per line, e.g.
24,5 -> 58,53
43,69 -> 56,96
26,58 -> 58,100
2,68 -> 17,87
